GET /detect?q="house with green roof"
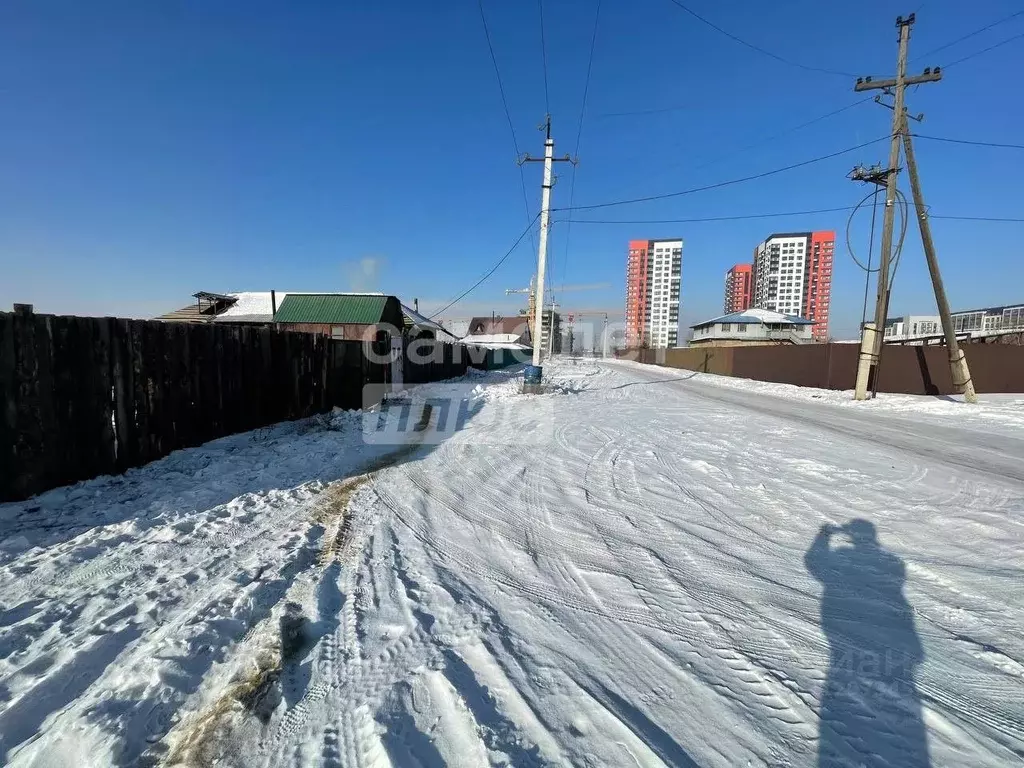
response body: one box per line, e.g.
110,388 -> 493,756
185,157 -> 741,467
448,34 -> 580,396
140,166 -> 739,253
273,293 -> 404,341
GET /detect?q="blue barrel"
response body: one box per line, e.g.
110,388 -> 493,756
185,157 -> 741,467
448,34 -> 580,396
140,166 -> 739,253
523,365 -> 543,386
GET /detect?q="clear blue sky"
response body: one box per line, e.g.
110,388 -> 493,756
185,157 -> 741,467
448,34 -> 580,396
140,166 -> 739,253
1,0 -> 1021,338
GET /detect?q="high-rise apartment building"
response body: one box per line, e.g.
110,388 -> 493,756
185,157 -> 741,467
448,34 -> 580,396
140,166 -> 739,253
723,263 -> 753,314
625,239 -> 682,348
752,231 -> 834,341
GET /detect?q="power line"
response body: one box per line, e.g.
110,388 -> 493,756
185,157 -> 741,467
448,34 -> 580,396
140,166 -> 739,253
556,135 -> 888,212
477,0 -> 537,251
538,0 -> 551,114
911,133 -> 1024,150
662,0 -> 855,78
931,214 -> 1024,223
915,9 -> 1024,60
943,30 -> 1024,69
428,215 -> 540,319
685,96 -> 875,174
557,208 -> 1024,225
601,95 -> 875,199
554,0 -> 602,306
594,103 -> 690,119
561,205 -> 860,224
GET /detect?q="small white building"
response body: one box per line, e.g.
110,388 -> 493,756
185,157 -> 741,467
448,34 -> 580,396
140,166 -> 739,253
883,315 -> 941,342
689,308 -> 814,347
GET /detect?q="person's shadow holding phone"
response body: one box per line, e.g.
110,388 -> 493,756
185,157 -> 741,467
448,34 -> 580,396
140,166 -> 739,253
805,519 -> 930,767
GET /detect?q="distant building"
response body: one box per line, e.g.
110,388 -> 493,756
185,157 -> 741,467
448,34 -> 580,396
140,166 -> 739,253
883,315 -> 942,342
272,293 -> 404,341
884,302 -> 1024,342
155,291 -> 274,323
724,263 -> 753,313
752,231 -> 834,341
689,308 -> 814,347
625,238 -> 682,348
400,304 -> 460,343
535,310 -> 562,355
464,316 -> 531,347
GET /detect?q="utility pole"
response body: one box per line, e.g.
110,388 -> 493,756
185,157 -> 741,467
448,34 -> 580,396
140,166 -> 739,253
520,115 -> 575,390
901,122 -> 977,402
852,11 -> 975,402
852,13 -> 935,399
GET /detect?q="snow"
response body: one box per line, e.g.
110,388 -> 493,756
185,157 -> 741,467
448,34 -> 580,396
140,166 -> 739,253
611,357 -> 1024,438
1,360 -> 1022,767
400,304 -> 460,344
693,306 -> 814,327
213,291 -> 289,322
214,292 -> 387,323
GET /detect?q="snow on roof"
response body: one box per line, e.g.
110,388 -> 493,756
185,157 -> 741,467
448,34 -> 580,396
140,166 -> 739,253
401,304 -> 460,343
213,292 -> 284,321
461,333 -> 524,345
212,291 -> 386,322
691,307 -> 814,328
460,333 -> 531,350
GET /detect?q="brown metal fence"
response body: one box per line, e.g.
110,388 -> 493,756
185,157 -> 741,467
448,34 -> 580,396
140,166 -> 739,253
0,312 -> 482,502
623,343 -> 1024,395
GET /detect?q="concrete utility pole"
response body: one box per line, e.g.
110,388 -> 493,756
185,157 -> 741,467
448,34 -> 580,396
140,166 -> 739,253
852,14 -> 939,399
520,116 -> 575,389
901,121 -> 977,401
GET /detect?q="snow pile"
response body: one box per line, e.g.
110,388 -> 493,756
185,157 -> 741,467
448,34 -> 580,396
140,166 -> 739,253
611,356 -> 1024,437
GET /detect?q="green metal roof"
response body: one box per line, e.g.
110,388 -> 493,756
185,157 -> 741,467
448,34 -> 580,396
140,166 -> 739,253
273,294 -> 389,324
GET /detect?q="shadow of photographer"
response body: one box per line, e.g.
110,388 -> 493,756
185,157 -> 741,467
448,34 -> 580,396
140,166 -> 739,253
805,519 -> 930,768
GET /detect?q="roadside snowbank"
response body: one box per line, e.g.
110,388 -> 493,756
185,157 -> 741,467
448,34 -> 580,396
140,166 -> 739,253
610,356 -> 1024,436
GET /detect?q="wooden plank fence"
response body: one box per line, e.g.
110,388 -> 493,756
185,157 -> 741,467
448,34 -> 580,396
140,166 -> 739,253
1,312 -> 484,502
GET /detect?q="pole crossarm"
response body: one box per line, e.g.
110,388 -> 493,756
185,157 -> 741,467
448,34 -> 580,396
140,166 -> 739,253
855,71 -> 942,91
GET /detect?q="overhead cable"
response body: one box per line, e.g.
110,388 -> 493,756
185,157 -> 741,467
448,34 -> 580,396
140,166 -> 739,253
428,215 -> 540,319
943,30 -> 1024,69
915,9 -> 1024,60
555,136 -> 889,212
478,0 -> 538,250
554,0 -> 603,305
912,133 -> 1024,150
662,0 -> 855,78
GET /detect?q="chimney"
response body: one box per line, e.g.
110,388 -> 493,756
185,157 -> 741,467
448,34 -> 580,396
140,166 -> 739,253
270,290 -> 277,318
13,303 -> 33,315
414,298 -> 419,312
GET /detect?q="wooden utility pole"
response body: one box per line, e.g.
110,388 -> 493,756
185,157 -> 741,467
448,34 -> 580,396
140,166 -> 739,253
852,11 -> 976,402
852,13 -> 941,400
901,121 -> 978,401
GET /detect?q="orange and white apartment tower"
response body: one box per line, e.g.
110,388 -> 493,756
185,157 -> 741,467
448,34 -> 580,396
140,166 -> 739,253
724,263 -> 754,314
625,239 -> 682,348
749,230 -> 835,342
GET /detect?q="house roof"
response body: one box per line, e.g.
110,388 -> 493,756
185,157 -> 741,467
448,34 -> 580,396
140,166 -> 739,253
155,293 -> 237,323
691,307 -> 814,329
460,333 -> 531,350
401,304 -> 460,343
466,316 -> 531,337
274,294 -> 390,325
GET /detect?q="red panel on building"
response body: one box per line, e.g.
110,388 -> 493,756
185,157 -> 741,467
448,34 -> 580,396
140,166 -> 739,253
724,263 -> 754,314
625,239 -> 650,346
804,231 -> 835,341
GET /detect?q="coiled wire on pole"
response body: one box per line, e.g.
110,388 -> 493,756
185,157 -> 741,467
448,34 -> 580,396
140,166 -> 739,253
846,184 -> 910,324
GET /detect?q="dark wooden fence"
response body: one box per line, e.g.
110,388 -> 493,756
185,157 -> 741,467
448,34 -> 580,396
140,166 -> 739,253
403,338 -> 474,384
0,312 -> 482,502
622,343 -> 1024,395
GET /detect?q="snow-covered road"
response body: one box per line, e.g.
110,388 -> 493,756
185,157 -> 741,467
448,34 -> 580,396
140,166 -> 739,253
1,361 -> 1022,767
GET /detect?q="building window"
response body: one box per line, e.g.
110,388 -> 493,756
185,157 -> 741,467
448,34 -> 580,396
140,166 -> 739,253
721,323 -> 732,332
736,324 -> 746,332
331,326 -> 345,339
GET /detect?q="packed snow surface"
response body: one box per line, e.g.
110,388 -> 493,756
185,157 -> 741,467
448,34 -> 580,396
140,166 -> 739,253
1,360 -> 1022,767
